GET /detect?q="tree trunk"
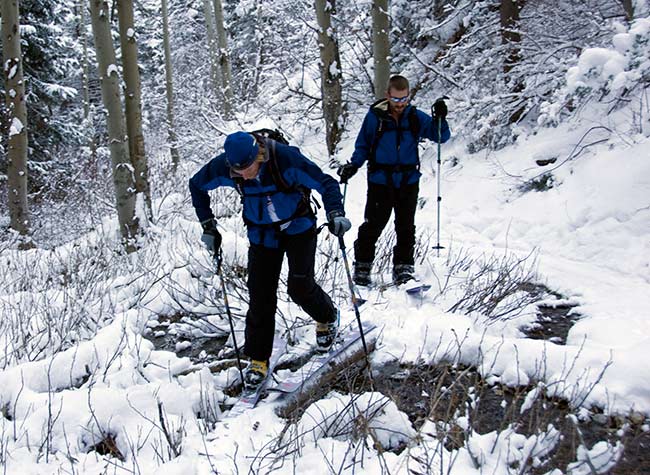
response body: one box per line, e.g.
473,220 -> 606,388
89,0 -> 139,248
117,0 -> 152,218
212,0 -> 234,118
203,0 -> 221,100
372,0 -> 390,100
79,0 -> 91,120
79,0 -> 98,170
314,0 -> 343,157
251,0 -> 264,98
620,0 -> 634,20
161,0 -> 180,169
500,0 -> 521,75
2,0 -> 31,239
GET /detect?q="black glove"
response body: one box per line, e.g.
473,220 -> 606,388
200,218 -> 222,255
337,163 -> 358,184
432,97 -> 448,120
327,210 -> 351,237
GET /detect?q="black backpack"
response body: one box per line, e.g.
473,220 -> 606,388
246,128 -> 298,195
250,128 -> 289,146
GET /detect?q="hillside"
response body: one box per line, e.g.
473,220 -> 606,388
0,1 -> 649,474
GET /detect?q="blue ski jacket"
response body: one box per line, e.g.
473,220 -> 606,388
350,101 -> 451,187
189,138 -> 344,248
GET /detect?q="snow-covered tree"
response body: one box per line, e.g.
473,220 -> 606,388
117,0 -> 152,217
2,0 -> 30,238
212,0 -> 233,118
161,0 -> 180,168
88,0 -> 139,246
1,0 -> 82,195
372,0 -> 390,99
315,0 -> 344,156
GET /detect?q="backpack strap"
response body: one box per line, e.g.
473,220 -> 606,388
236,139 -> 315,230
266,140 -> 291,193
367,103 -> 421,182
407,107 -> 420,139
407,106 -> 421,165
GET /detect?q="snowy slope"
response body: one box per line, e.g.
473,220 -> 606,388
1,107 -> 648,473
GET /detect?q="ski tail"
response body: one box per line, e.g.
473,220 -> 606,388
227,335 -> 287,417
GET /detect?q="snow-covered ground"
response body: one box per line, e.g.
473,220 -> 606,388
1,103 -> 648,473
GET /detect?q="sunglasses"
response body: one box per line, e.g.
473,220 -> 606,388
389,95 -> 410,103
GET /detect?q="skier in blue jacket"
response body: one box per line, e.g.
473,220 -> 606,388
338,75 -> 451,286
189,131 -> 351,389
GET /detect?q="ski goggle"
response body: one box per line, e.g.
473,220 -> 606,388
389,94 -> 410,103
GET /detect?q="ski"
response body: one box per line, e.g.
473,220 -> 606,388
358,280 -> 431,295
269,321 -> 377,394
226,334 -> 287,418
405,283 -> 431,295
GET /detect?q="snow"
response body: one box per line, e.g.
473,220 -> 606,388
106,64 -> 119,77
567,440 -> 624,474
9,117 -> 24,136
296,392 -> 415,449
566,17 -> 650,96
8,63 -> 18,80
329,60 -> 341,77
4,106 -> 650,472
4,101 -> 648,472
19,25 -> 37,36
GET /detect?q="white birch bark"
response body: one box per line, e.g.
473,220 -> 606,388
203,0 -> 221,99
117,0 -> 152,218
372,0 -> 390,100
2,0 -> 30,238
89,0 -> 139,247
161,0 -> 180,168
213,0 -> 234,118
314,0 -> 343,157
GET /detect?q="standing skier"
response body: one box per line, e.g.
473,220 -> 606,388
189,131 -> 351,389
338,75 -> 451,286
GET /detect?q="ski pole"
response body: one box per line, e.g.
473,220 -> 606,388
214,249 -> 245,384
433,114 -> 445,258
337,234 -> 374,387
331,183 -> 347,297
333,182 -> 365,304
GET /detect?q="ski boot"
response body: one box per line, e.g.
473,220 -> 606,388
393,264 -> 415,285
353,261 -> 372,287
316,310 -> 340,353
243,359 -> 268,390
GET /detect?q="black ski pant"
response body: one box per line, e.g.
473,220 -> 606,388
353,181 -> 419,267
244,228 -> 336,361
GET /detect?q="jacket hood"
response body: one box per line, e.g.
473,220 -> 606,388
371,99 -> 413,119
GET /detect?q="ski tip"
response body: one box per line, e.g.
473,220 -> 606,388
406,284 -> 432,294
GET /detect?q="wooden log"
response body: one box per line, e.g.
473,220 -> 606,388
275,334 -> 378,419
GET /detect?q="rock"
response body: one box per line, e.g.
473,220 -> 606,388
591,413 -> 609,425
535,157 -> 557,166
